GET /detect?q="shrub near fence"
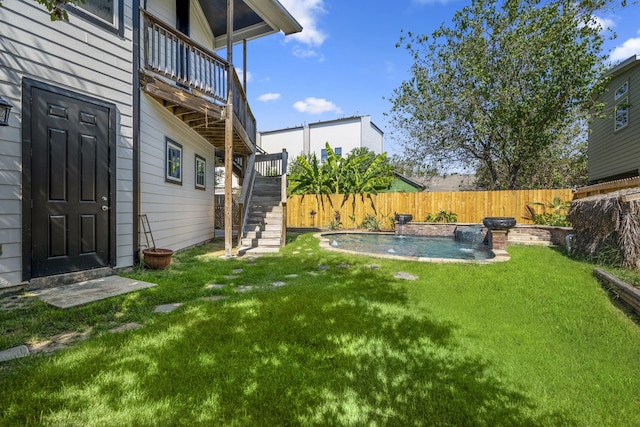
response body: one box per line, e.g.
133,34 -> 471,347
286,189 -> 574,228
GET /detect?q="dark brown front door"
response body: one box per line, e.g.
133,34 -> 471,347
29,86 -> 112,278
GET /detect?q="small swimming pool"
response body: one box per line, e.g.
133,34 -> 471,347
319,232 -> 496,262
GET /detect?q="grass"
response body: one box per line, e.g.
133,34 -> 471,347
1,233 -> 639,426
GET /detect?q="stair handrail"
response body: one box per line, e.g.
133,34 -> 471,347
280,149 -> 288,246
238,153 -> 257,241
239,149 -> 288,248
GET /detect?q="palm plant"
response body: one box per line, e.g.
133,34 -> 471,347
523,197 -> 572,226
288,153 -> 330,195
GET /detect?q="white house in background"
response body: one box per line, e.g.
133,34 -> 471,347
0,0 -> 300,289
257,115 -> 384,160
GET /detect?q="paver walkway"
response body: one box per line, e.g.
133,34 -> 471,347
2,261 -> 417,363
32,276 -> 158,309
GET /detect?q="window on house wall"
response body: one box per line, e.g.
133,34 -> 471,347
68,0 -> 124,36
614,80 -> 630,132
320,147 -> 342,162
195,154 -> 206,190
166,138 -> 183,184
615,81 -> 628,100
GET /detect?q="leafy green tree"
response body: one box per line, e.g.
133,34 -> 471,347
0,0 -> 82,21
288,143 -> 394,195
389,154 -> 438,181
387,0 -> 614,190
288,153 -> 330,195
341,149 -> 395,194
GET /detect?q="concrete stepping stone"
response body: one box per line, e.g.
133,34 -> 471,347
318,264 -> 329,270
231,269 -> 244,274
206,284 -> 225,290
29,330 -> 92,354
154,303 -> 183,313
394,272 -> 418,281
201,295 -> 226,302
293,251 -> 300,255
272,281 -> 286,287
109,323 -> 143,333
337,263 -> 350,269
285,274 -> 298,279
236,285 -> 253,292
224,275 -> 240,280
0,345 -> 30,363
365,264 -> 381,269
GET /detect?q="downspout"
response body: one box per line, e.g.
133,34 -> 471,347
224,0 -> 234,257
132,0 -> 142,264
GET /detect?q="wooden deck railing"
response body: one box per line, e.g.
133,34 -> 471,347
141,10 -> 256,143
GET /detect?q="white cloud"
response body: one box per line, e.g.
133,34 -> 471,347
587,15 -> 615,32
279,0 -> 328,47
610,33 -> 640,62
258,93 -> 281,102
235,68 -> 253,83
292,46 -> 325,61
293,97 -> 342,114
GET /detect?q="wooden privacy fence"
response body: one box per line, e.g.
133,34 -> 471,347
573,176 -> 640,199
287,189 -> 575,228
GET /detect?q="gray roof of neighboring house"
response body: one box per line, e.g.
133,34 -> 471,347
393,172 -> 426,190
422,174 -> 478,192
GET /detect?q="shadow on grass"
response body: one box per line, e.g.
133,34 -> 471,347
1,253 -> 573,426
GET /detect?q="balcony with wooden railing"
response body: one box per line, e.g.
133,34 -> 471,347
140,10 -> 256,155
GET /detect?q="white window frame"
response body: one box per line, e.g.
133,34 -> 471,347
614,97 -> 629,132
166,138 -> 183,185
615,81 -> 628,100
67,0 -> 123,36
195,154 -> 206,190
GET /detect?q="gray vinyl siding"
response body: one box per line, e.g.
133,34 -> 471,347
138,0 -> 218,252
588,62 -> 640,182
139,94 -> 216,252
0,1 -> 134,286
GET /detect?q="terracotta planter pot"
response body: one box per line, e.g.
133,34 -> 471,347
142,248 -> 174,270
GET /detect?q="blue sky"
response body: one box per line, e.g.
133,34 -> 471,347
242,0 -> 640,156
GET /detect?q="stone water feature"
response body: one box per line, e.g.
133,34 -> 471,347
482,217 -> 516,250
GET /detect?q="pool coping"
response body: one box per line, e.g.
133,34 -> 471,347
315,231 -> 510,264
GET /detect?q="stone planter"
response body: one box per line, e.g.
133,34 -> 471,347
483,217 -> 516,230
483,217 -> 516,250
395,214 -> 413,225
142,248 -> 174,270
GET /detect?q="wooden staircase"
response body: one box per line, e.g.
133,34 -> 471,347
239,175 -> 285,254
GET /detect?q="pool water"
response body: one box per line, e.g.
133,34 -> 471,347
323,233 -> 494,261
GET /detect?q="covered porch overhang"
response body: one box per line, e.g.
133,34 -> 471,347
140,70 -> 254,158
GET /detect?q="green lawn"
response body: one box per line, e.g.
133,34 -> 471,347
1,233 -> 639,426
